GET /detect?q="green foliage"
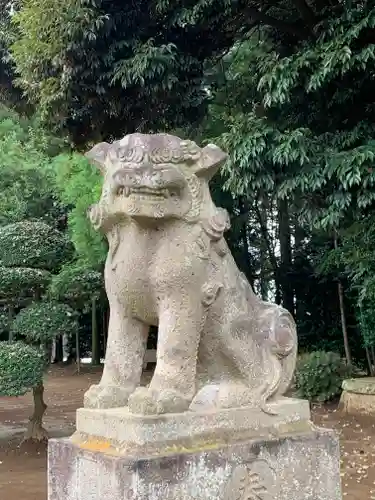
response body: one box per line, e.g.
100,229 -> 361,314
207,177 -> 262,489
295,351 -> 350,402
0,106 -> 65,226
202,5 -> 375,231
0,267 -> 51,302
49,262 -> 103,310
259,7 -> 375,107
0,221 -> 72,271
11,302 -> 78,344
0,341 -> 46,396
318,217 -> 375,349
358,304 -> 375,348
9,0 -> 211,140
52,153 -> 106,267
7,0 -> 304,142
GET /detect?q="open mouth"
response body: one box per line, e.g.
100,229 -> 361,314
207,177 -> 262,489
116,186 -> 175,199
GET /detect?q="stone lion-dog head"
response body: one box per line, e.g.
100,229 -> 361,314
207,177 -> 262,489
85,133 -> 228,231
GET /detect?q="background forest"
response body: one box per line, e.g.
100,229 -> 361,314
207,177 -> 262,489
1,0 -> 375,436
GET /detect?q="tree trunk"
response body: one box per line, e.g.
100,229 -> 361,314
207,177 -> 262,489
102,309 -> 107,354
75,328 -> 81,374
277,198 -> 294,314
56,335 -> 63,362
91,297 -> 100,365
260,237 -> 268,301
239,198 -> 255,287
365,346 -> 374,376
255,198 -> 281,303
259,202 -> 269,301
23,383 -> 48,442
294,221 -> 305,324
371,346 -> 375,368
51,336 -> 63,363
334,235 -> 352,365
337,280 -> 352,365
8,305 -> 14,342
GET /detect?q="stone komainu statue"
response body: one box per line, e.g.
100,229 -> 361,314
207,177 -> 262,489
83,133 -> 297,415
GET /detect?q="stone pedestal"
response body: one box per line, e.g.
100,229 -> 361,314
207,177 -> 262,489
48,398 -> 342,500
340,378 -> 375,415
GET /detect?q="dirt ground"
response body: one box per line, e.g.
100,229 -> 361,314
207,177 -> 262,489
1,366 -> 375,500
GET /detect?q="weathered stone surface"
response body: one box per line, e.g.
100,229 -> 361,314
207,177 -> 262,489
342,377 -> 375,394
340,379 -> 375,415
83,133 -> 298,415
48,427 -> 342,500
72,398 -> 311,454
340,390 -> 375,415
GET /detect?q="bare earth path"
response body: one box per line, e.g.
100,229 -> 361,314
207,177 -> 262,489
0,365 -> 375,499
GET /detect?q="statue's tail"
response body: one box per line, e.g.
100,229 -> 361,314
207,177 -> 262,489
253,303 -> 298,414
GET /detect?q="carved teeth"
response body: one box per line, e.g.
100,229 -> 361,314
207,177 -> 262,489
117,186 -> 130,197
128,187 -> 170,198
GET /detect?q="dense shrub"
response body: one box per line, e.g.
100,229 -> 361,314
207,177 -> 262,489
0,341 -> 46,396
295,351 -> 351,402
11,301 -> 78,344
48,262 -> 103,310
0,221 -> 73,270
0,266 -> 51,300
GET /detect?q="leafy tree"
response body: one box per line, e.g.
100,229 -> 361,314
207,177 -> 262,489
52,153 -> 106,267
9,0 -> 325,143
0,105 -> 67,227
49,262 -> 103,308
0,220 -> 72,326
0,1 -> 31,112
49,262 -> 104,364
0,227 -> 51,337
0,302 -> 78,441
0,218 -> 74,441
0,342 -> 46,397
12,301 -> 78,344
319,215 -> 375,370
0,221 -> 72,270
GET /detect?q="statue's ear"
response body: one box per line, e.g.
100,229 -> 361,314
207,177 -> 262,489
192,144 -> 228,180
85,142 -> 110,173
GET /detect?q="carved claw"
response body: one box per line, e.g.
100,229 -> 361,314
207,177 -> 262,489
84,384 -> 133,409
128,387 -> 191,415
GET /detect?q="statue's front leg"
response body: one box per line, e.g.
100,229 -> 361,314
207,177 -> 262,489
128,293 -> 203,415
84,301 -> 148,409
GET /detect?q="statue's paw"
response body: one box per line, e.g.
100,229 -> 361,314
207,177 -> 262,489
84,384 -> 132,409
128,387 -> 191,415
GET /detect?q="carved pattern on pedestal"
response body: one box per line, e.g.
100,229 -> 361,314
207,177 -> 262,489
224,463 -> 270,500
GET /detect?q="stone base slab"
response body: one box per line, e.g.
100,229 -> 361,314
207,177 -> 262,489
48,427 -> 342,500
73,397 -> 311,454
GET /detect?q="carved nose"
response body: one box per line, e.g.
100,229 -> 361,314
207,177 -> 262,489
135,163 -> 161,187
138,162 -> 153,173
